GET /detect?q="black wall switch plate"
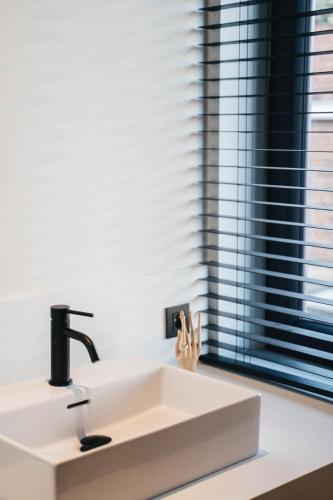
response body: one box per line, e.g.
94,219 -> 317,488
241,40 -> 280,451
165,304 -> 189,339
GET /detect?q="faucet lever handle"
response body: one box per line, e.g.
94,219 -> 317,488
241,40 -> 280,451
68,309 -> 94,318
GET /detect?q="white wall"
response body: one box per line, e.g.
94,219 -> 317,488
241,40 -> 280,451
0,0 -> 204,384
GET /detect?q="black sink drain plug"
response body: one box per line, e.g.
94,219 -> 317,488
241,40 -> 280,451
80,435 -> 112,452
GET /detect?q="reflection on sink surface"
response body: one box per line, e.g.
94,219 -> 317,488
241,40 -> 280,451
0,358 -> 260,500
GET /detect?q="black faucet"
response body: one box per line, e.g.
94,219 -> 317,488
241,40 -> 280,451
49,305 -> 100,386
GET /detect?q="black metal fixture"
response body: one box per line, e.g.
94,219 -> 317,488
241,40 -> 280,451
67,399 -> 90,409
49,305 -> 100,387
80,434 -> 112,452
165,304 -> 189,339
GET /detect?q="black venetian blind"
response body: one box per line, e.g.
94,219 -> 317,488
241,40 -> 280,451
200,0 -> 333,401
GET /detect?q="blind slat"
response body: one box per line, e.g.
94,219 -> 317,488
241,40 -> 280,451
200,29 -> 333,47
201,229 -> 333,251
203,130 -> 333,135
202,322 -> 333,346
203,147 -> 333,154
202,165 -> 333,173
200,8 -> 333,30
202,213 -> 333,232
203,277 -> 333,307
202,71 -> 333,81
201,111 -> 333,116
201,50 -> 333,65
202,260 -> 333,290
200,0 -> 279,12
202,197 -> 333,212
201,70 -> 333,81
201,244 -> 333,269
201,180 -> 333,194
201,91 -> 333,98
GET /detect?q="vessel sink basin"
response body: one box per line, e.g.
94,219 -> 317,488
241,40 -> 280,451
0,359 -> 260,500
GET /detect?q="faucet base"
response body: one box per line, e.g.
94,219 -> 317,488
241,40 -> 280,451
48,378 -> 73,387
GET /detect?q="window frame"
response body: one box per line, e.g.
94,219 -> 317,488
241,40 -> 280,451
263,0 -> 333,365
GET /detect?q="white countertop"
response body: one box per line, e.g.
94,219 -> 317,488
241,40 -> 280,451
161,363 -> 333,500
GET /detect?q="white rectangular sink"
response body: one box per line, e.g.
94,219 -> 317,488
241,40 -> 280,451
0,359 -> 260,500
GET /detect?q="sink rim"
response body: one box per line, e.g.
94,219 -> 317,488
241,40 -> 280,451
0,358 -> 261,466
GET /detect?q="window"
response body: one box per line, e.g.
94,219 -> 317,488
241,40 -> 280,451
200,0 -> 333,401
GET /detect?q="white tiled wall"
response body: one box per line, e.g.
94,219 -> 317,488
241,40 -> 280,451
0,0 -> 205,384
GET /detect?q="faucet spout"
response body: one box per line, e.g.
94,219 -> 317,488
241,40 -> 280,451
64,328 -> 100,363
